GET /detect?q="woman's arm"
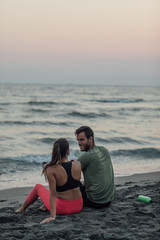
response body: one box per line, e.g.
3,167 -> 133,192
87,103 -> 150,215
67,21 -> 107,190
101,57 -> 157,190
49,183 -> 56,218
40,167 -> 56,224
72,161 -> 82,181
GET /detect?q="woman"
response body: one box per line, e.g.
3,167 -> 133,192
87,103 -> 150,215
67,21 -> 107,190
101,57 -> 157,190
16,138 -> 83,224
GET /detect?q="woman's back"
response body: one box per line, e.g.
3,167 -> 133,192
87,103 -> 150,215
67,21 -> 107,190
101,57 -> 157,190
47,160 -> 82,200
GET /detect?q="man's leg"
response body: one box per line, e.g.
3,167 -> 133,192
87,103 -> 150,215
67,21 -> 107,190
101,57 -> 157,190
80,184 -> 111,208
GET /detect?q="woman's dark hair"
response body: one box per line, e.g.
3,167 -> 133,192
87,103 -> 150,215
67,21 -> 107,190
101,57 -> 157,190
74,126 -> 94,142
42,138 -> 69,175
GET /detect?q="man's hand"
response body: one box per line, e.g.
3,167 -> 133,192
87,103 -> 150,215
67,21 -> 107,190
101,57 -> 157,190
40,216 -> 55,224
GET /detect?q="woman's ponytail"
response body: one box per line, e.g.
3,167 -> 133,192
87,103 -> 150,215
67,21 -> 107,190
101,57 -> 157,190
42,138 -> 69,175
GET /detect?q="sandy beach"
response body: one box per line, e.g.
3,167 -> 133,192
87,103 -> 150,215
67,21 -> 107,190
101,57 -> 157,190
0,171 -> 160,240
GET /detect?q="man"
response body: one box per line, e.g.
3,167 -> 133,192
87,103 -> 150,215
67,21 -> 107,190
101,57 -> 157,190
75,126 -> 116,208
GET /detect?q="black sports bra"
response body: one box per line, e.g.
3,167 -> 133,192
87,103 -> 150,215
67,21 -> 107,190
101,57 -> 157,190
56,161 -> 80,192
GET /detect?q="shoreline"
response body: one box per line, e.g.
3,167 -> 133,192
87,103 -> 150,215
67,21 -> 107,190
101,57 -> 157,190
0,171 -> 160,240
0,170 -> 159,193
1,168 -> 160,192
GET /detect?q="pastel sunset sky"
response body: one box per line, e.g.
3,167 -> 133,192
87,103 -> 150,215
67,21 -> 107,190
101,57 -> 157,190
0,0 -> 159,85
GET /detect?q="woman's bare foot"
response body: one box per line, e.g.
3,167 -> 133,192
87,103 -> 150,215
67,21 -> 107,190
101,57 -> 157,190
15,206 -> 25,212
15,201 -> 29,212
39,204 -> 47,211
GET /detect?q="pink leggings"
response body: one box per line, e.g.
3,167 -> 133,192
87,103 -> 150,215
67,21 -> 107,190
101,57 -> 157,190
26,184 -> 83,214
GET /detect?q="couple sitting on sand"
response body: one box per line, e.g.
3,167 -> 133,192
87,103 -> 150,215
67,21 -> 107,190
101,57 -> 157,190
16,126 -> 116,224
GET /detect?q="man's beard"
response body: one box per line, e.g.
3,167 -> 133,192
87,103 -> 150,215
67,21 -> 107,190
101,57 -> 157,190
82,142 -> 90,152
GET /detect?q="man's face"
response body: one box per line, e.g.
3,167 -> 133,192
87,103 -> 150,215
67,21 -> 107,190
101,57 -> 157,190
76,132 -> 91,152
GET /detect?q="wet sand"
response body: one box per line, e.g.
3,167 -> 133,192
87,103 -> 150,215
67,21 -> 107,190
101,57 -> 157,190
0,172 -> 160,240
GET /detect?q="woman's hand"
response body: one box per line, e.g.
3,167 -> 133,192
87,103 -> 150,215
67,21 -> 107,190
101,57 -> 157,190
40,216 -> 55,224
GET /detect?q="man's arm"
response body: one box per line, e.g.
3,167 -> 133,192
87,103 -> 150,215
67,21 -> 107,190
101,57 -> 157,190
77,152 -> 89,170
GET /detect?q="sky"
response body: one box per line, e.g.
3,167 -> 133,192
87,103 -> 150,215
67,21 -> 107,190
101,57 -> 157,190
0,0 -> 160,85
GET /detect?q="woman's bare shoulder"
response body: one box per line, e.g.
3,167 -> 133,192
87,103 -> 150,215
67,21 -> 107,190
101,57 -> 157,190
46,165 -> 59,175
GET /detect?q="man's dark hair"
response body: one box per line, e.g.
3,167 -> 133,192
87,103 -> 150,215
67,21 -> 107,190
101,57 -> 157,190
75,126 -> 94,141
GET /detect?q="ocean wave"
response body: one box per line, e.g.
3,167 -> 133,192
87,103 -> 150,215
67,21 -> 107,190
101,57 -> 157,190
0,155 -> 50,176
30,109 -> 50,113
27,101 -> 77,106
0,150 -> 81,176
0,157 -> 43,176
96,137 -> 147,145
0,102 -> 11,106
0,121 -> 71,126
39,137 -> 56,144
94,98 -> 144,103
117,107 -> 160,112
111,147 -> 160,159
68,111 -> 111,118
27,101 -> 57,105
0,149 -> 81,165
0,155 -> 49,165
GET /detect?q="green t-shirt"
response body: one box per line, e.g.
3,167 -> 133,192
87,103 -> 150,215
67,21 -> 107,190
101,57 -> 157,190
78,145 -> 116,204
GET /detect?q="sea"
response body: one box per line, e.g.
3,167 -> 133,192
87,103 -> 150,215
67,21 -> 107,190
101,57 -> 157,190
0,84 -> 160,190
